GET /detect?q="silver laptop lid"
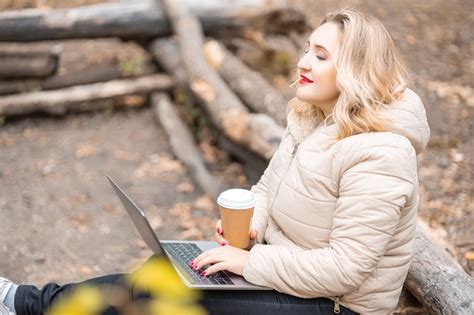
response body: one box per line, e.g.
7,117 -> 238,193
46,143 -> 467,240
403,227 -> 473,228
106,174 -> 165,256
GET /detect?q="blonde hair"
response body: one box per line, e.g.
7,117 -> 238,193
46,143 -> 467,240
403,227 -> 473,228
289,7 -> 409,140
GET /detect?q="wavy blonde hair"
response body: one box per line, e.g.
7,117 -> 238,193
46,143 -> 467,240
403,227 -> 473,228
289,7 -> 409,140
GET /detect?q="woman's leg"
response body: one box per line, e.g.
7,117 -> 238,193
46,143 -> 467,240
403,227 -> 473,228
200,290 -> 357,315
12,268 -> 358,315
14,274 -> 128,315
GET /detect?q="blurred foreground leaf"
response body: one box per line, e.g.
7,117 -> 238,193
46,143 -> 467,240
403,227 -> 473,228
128,256 -> 202,302
49,285 -> 104,315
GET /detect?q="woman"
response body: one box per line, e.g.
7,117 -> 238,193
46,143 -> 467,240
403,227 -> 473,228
1,7 -> 430,315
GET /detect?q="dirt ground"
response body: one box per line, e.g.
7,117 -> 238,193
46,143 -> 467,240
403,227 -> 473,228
0,0 -> 472,303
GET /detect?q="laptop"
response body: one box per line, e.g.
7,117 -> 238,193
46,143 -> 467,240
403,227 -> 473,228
106,174 -> 271,290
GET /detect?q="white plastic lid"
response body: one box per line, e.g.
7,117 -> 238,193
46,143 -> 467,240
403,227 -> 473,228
217,189 -> 256,210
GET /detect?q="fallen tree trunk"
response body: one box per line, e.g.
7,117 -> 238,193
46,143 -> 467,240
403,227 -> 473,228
0,42 -> 63,57
405,223 -> 474,315
152,93 -> 225,199
0,62 -> 156,95
204,39 -> 288,127
0,0 -> 289,42
0,55 -> 58,78
0,42 -> 62,79
156,1 -> 283,160
149,38 -> 269,182
0,74 -> 174,116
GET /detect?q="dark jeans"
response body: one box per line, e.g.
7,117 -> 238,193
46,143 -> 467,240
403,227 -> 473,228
15,274 -> 357,315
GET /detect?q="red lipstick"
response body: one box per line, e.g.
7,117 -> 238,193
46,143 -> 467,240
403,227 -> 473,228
299,74 -> 314,84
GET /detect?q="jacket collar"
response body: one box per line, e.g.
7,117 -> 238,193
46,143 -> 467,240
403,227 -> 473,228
285,88 -> 430,155
287,105 -> 336,144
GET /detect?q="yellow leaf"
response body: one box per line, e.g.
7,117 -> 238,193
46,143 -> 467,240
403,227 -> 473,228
49,285 -> 104,315
128,256 -> 201,301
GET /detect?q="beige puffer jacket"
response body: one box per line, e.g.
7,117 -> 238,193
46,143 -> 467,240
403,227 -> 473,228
242,88 -> 431,314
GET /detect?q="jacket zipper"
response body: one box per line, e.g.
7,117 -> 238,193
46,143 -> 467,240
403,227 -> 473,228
333,296 -> 342,314
269,135 -> 341,312
268,140 -> 299,213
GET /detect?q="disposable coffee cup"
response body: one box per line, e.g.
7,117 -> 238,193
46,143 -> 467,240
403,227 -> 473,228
217,189 -> 256,249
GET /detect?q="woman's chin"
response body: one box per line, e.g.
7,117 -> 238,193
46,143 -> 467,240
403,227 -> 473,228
295,89 -> 315,104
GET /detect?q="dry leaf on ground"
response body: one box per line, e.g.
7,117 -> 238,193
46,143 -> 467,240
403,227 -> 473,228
193,194 -> 216,213
75,142 -> 99,158
176,182 -> 195,193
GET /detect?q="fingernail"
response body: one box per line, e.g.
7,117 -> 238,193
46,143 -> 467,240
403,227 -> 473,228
220,242 -> 225,246
201,271 -> 206,276
217,227 -> 222,234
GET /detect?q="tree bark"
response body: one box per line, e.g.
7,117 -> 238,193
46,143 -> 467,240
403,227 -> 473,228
0,42 -> 62,79
0,55 -> 58,79
0,42 -> 63,57
0,74 -> 174,116
405,223 -> 474,315
204,39 -> 288,127
0,0 -> 289,42
0,62 -> 157,95
152,93 -> 225,199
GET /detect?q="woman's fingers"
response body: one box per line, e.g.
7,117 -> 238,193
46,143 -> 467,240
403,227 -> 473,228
192,246 -> 221,267
215,233 -> 228,246
192,251 -> 224,270
249,229 -> 258,240
202,261 -> 228,276
214,219 -> 228,245
215,219 -> 222,233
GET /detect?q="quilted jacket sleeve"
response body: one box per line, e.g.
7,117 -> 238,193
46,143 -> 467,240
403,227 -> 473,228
249,156 -> 272,244
242,139 -> 418,297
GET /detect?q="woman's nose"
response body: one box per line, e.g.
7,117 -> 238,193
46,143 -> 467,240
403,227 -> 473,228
297,54 -> 311,71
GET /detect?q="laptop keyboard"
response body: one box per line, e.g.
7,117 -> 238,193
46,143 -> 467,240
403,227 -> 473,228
161,242 -> 235,286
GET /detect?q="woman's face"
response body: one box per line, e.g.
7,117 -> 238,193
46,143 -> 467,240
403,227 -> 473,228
296,22 -> 341,115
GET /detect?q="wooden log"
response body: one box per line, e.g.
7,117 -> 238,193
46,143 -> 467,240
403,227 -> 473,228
0,0 -> 289,42
0,61 -> 157,96
0,42 -> 62,79
0,80 -> 38,95
0,55 -> 58,78
214,133 -> 268,185
158,1 -> 283,160
0,42 -> 63,57
204,39 -> 288,127
0,74 -> 174,116
152,93 -> 226,199
0,38 -> 156,95
40,64 -> 122,90
405,223 -> 474,315
150,38 -> 268,182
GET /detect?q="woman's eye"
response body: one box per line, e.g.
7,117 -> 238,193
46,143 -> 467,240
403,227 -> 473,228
317,56 -> 326,60
303,44 -> 309,54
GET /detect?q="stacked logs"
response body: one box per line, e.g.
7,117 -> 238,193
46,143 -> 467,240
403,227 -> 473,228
0,1 -> 471,314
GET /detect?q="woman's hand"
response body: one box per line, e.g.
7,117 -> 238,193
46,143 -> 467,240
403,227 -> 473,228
190,245 -> 250,276
214,219 -> 258,248
187,220 -> 260,277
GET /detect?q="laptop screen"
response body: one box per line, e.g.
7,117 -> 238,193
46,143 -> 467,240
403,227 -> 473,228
106,174 -> 167,256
